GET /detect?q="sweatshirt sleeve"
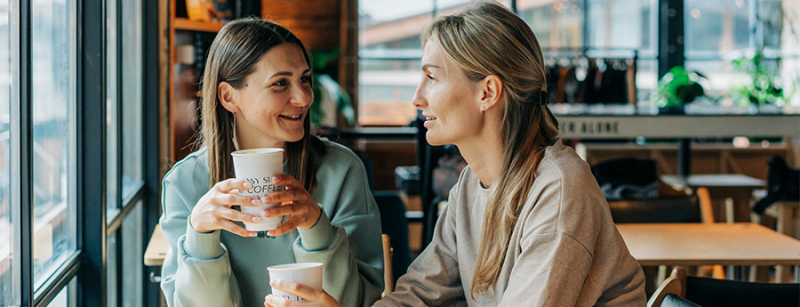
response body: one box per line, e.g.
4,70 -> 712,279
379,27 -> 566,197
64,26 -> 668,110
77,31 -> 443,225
375,178 -> 466,307
159,170 -> 243,307
291,153 -> 384,307
498,231 -> 595,307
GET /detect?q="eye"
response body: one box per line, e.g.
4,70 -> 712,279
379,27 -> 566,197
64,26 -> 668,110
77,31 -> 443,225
272,79 -> 288,87
300,75 -> 311,84
426,74 -> 435,81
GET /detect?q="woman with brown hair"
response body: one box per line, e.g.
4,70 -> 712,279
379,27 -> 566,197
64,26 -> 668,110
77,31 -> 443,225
159,18 -> 384,307
265,2 -> 645,306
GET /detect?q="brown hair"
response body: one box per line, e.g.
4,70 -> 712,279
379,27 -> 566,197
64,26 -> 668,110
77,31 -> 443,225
198,18 -> 326,191
422,1 -> 560,298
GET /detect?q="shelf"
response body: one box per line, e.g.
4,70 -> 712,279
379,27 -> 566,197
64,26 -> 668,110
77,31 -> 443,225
174,18 -> 223,32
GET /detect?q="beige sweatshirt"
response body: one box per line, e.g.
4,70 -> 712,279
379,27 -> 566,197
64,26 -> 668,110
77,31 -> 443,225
376,141 -> 646,307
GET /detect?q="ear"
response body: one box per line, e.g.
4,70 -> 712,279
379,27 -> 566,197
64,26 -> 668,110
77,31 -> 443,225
478,75 -> 503,111
218,81 -> 240,113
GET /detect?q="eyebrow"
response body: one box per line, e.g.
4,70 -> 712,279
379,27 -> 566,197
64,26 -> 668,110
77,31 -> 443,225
421,64 -> 440,71
269,69 -> 311,79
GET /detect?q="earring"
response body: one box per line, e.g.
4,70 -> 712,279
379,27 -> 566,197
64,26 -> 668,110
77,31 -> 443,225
481,105 -> 487,111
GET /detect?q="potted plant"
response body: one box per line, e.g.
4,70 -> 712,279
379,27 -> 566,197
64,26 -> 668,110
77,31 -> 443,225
653,66 -> 708,114
309,48 -> 355,127
731,49 -> 796,111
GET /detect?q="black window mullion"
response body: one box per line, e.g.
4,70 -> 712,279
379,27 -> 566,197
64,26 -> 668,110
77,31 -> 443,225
142,0 -> 162,305
78,0 -> 108,306
11,0 -> 33,305
115,0 -> 124,212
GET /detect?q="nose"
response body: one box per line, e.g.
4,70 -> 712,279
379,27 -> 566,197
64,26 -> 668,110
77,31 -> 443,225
289,82 -> 312,107
411,83 -> 427,109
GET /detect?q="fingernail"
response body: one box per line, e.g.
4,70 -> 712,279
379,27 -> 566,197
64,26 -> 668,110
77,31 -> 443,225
251,199 -> 260,205
269,280 -> 277,286
243,182 -> 252,188
251,216 -> 261,222
248,231 -> 257,237
267,230 -> 276,236
263,209 -> 272,216
263,195 -> 272,202
272,176 -> 280,183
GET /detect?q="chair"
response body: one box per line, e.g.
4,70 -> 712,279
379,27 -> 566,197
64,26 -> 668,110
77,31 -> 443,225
649,267 -> 800,307
373,191 -> 412,285
381,234 -> 394,295
607,187 -> 713,224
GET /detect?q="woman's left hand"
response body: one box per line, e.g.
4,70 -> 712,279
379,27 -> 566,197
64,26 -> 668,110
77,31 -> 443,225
262,174 -> 322,237
264,280 -> 343,307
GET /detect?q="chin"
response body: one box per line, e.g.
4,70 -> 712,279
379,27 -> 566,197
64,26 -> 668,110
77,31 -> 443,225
425,132 -> 450,146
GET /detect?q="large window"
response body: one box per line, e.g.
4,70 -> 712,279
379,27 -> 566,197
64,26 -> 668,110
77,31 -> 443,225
685,0 -> 800,105
31,0 -> 77,287
2,0 -> 153,305
357,0 -> 656,125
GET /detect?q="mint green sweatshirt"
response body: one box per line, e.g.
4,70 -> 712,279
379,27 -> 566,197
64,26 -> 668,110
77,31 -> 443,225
159,140 -> 384,307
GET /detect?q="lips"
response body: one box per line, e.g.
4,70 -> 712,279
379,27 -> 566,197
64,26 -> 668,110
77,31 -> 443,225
422,113 -> 437,128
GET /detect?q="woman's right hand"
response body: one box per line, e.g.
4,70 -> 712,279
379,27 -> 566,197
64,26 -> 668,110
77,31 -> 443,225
190,178 -> 263,237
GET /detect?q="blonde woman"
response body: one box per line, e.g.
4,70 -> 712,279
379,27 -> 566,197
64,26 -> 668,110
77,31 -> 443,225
265,2 -> 645,306
160,18 -> 384,307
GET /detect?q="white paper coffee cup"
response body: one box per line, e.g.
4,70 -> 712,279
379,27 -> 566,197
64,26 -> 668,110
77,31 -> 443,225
268,262 -> 324,302
231,148 -> 284,231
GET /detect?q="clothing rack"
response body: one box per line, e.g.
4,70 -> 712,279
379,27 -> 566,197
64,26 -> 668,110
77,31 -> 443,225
542,48 -> 639,105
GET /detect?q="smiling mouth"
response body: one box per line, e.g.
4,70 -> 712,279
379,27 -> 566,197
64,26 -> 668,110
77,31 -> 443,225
279,114 -> 302,120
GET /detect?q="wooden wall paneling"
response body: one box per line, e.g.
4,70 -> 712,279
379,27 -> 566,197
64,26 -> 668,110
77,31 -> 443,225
262,0 -> 342,51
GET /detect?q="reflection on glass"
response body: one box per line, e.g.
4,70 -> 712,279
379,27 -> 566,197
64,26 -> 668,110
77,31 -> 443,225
122,202 -> 143,307
0,0 -> 12,304
106,0 -> 119,217
32,0 -> 76,286
358,0 -> 431,126
519,0 -> 582,49
122,0 -> 142,199
586,0 -> 656,54
685,0 -> 752,58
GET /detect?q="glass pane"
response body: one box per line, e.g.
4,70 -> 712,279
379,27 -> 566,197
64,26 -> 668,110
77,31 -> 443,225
106,0 -> 119,218
435,0 -> 473,15
122,202 -> 143,307
45,276 -> 76,307
32,0 -> 76,287
685,0 -> 752,58
107,232 -> 119,307
121,0 -> 143,199
519,0 -> 583,49
686,59 -> 751,105
0,0 -> 11,303
358,0 -> 430,126
587,0 -> 657,55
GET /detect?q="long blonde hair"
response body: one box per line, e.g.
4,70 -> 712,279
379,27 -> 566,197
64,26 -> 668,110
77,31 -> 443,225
422,1 -> 559,298
198,18 -> 326,191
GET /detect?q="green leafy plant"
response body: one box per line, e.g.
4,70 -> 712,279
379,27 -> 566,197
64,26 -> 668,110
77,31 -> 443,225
653,66 -> 708,108
731,49 -> 795,107
309,48 -> 355,126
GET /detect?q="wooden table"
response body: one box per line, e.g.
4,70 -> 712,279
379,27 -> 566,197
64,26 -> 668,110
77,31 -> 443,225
660,175 -> 766,223
617,223 -> 800,267
144,224 -> 168,266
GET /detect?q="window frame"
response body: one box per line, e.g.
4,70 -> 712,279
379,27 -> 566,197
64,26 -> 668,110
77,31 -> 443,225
6,0 -> 159,306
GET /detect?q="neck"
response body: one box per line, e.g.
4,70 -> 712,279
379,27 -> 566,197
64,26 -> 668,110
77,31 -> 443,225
457,123 -> 505,189
234,115 -> 286,150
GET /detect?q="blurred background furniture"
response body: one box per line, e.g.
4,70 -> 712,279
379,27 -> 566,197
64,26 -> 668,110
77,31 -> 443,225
648,267 -> 800,307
